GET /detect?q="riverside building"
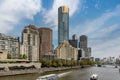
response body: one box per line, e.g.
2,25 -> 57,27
79,35 -> 91,58
69,34 -> 78,48
38,28 -> 55,60
21,25 -> 39,62
56,41 -> 78,61
0,33 -> 20,59
58,6 -> 69,44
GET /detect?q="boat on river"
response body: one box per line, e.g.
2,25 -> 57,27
97,64 -> 102,67
115,65 -> 118,68
36,74 -> 58,80
90,74 -> 98,80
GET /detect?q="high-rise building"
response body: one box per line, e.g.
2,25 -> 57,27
21,25 -> 39,61
79,35 -> 87,48
79,35 -> 91,57
38,28 -> 53,60
0,33 -> 20,59
58,6 -> 69,44
72,34 -> 78,40
78,49 -> 85,60
69,34 -> 78,48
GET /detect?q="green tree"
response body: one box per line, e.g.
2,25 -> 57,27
46,61 -> 52,67
7,54 -> 11,59
52,62 -> 57,67
66,61 -> 71,67
23,54 -> 27,59
57,61 -> 63,67
80,61 -> 87,65
18,54 -> 23,59
62,61 -> 67,67
40,59 -> 47,67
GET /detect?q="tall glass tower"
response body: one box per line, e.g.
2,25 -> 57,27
79,35 -> 88,48
58,6 -> 69,44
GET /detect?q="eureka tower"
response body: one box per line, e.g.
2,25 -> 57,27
58,6 -> 69,44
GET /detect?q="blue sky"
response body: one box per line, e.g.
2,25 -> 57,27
0,0 -> 120,58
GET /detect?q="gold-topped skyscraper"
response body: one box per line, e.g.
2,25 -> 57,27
58,6 -> 69,44
61,6 -> 69,13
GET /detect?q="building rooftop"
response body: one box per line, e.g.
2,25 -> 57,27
60,5 -> 69,13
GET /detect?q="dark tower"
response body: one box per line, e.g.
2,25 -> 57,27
79,35 -> 87,48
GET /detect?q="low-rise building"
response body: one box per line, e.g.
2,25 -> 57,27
0,33 -> 20,59
0,50 -> 7,60
56,41 -> 78,61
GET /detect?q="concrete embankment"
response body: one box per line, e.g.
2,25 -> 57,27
40,66 -> 88,73
0,65 -> 90,76
0,63 -> 41,76
0,69 -> 39,76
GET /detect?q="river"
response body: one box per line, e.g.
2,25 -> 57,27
59,66 -> 120,80
0,66 -> 120,80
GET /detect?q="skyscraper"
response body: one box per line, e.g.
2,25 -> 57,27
72,34 -> 78,40
58,6 -> 69,44
79,35 -> 91,57
38,28 -> 53,60
69,34 -> 78,48
79,35 -> 87,48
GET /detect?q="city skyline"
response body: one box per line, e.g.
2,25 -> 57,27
0,0 -> 120,58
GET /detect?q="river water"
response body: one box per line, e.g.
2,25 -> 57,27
59,66 -> 120,80
0,66 -> 120,80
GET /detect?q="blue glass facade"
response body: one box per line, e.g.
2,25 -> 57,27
58,6 -> 69,44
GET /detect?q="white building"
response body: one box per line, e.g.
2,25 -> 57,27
0,33 -> 20,59
21,25 -> 39,62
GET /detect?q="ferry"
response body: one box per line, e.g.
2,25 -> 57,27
115,65 -> 118,68
97,64 -> 102,67
90,74 -> 98,80
36,74 -> 58,80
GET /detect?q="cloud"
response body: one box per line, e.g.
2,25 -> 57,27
94,0 -> 101,10
92,37 -> 120,58
84,13 -> 118,35
71,4 -> 120,58
43,0 -> 82,30
0,0 -> 42,34
89,24 -> 119,39
71,4 -> 120,37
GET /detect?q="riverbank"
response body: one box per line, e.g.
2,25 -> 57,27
40,66 -> 80,73
0,69 -> 39,76
0,65 -> 90,76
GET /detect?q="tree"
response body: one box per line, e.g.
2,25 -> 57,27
18,54 -> 23,59
46,61 -> 52,67
57,61 -> 63,67
52,62 -> 57,67
7,54 -> 11,59
23,54 -> 27,59
40,59 -> 47,67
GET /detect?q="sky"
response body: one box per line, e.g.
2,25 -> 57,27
0,0 -> 120,58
